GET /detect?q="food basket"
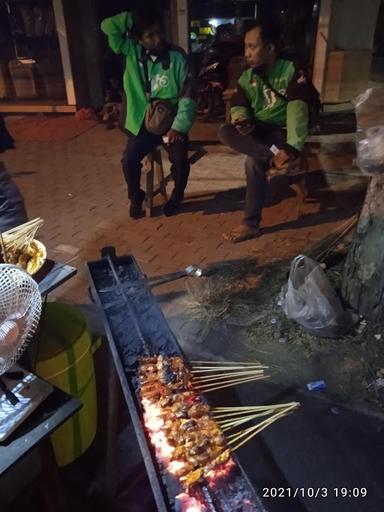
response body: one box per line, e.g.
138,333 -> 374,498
0,218 -> 46,275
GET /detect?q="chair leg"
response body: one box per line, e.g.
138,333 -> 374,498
153,150 -> 167,202
145,158 -> 154,217
300,155 -> 309,202
292,155 -> 308,219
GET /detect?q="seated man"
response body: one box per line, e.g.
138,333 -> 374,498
0,115 -> 28,231
219,20 -> 316,243
101,9 -> 197,218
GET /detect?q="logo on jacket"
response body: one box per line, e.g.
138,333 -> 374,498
152,74 -> 170,91
262,85 -> 278,108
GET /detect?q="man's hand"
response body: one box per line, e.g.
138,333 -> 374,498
233,118 -> 255,136
166,128 -> 183,145
272,148 -> 299,171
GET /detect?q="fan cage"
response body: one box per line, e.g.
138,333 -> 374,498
0,264 -> 42,375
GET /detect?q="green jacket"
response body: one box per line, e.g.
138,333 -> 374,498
101,12 -> 196,135
231,59 -> 309,150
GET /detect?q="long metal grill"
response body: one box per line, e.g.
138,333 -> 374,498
86,248 -> 266,512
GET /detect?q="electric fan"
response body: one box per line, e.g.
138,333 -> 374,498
0,264 -> 47,440
0,264 -> 42,377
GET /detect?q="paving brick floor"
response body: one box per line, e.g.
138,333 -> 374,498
1,121 -> 367,304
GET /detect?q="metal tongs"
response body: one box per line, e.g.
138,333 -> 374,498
148,264 -> 204,288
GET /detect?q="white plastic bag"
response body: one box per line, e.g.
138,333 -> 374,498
280,255 -> 351,338
354,87 -> 384,175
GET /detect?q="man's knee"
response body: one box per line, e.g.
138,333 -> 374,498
168,144 -> 189,169
122,143 -> 141,167
218,123 -> 236,146
245,156 -> 267,180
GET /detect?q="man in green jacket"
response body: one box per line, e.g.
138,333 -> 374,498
219,20 -> 314,242
101,9 -> 197,218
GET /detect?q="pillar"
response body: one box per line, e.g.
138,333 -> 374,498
170,0 -> 189,52
312,0 -> 381,101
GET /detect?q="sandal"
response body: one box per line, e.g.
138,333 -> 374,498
222,224 -> 261,243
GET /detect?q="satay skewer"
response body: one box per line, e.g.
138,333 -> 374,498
213,403 -> 298,412
191,360 -> 263,366
218,411 -> 274,431
193,369 -> 265,383
191,365 -> 266,372
195,374 -> 267,393
216,403 -> 299,429
212,402 -> 299,417
227,403 -> 299,451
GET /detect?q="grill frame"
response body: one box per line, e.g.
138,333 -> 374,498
86,248 -> 266,512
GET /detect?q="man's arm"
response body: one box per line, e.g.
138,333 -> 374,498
273,99 -> 308,170
285,67 -> 315,151
230,83 -> 253,124
100,11 -> 134,56
286,100 -> 309,151
170,57 -> 197,136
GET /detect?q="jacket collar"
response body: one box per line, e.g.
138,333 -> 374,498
140,44 -> 171,69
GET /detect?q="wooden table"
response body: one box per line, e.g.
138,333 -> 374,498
36,260 -> 77,297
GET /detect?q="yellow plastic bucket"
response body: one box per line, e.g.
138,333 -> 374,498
33,302 -> 98,467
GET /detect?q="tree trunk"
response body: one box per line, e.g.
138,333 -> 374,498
342,174 -> 384,322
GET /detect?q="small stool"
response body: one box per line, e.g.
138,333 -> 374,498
142,147 -> 172,217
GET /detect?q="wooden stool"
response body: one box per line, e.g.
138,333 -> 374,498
142,147 -> 172,217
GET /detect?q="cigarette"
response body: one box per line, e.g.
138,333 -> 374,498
270,144 -> 279,155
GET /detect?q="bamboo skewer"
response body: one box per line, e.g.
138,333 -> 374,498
230,412 -> 293,451
193,370 -> 265,382
213,403 -> 298,412
195,375 -> 266,390
191,360 -> 263,366
195,374 -> 267,393
191,363 -> 265,372
1,218 -> 44,255
216,403 -> 298,428
194,371 -> 265,386
213,402 -> 299,412
191,366 -> 267,373
227,404 -> 299,451
192,363 -> 266,388
212,403 -> 298,419
215,406 -> 288,423
2,218 -> 43,239
218,411 -> 273,431
0,233 -> 8,263
227,411 -> 291,448
313,215 -> 358,263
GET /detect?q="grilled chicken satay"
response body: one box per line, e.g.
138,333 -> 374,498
140,382 -> 171,400
139,355 -> 233,492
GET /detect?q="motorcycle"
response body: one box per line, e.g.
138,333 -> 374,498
196,25 -> 243,122
196,60 -> 225,122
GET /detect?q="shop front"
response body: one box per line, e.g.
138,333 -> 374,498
0,0 -> 102,113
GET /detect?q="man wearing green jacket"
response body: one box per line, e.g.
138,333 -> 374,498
219,20 -> 314,242
101,9 -> 197,218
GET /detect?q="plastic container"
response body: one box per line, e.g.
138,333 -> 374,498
33,302 -> 100,467
8,59 -> 38,100
306,380 -> 326,391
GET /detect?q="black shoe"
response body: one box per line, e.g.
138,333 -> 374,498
163,197 -> 182,217
129,190 -> 145,219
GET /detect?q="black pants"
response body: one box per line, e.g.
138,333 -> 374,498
218,122 -> 286,227
122,125 -> 190,202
